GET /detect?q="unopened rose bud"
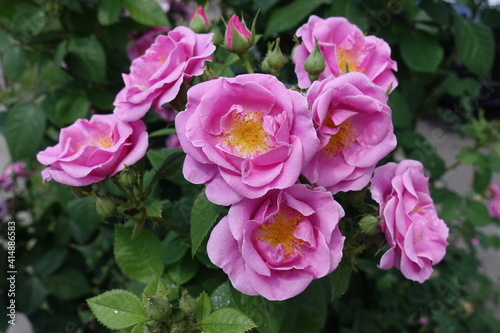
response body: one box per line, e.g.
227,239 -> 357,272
189,6 -> 210,33
262,38 -> 286,76
224,14 -> 254,55
118,169 -> 135,188
146,295 -> 171,321
179,290 -> 196,320
304,43 -> 325,82
359,215 -> 380,235
95,197 -> 116,218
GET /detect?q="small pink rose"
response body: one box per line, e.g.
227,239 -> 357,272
175,73 -> 320,205
225,14 -> 253,54
489,195 -> 500,219
302,72 -> 396,193
114,26 -> 215,122
370,160 -> 449,283
0,162 -> 29,192
293,15 -> 398,92
189,6 -> 210,33
37,114 -> 148,187
207,184 -> 345,301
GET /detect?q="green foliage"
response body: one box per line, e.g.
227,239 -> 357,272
87,290 -> 148,330
114,225 -> 164,283
190,188 -> 224,256
2,0 -> 500,332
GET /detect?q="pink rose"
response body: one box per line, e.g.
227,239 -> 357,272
302,72 -> 396,193
114,26 -> 215,122
175,73 -> 320,205
37,114 -> 148,187
489,195 -> 500,219
127,27 -> 170,61
293,15 -> 398,92
0,162 -> 30,192
370,160 -> 449,283
207,184 -> 345,301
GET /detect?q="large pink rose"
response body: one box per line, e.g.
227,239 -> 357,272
370,160 -> 449,283
37,114 -> 148,186
207,184 -> 345,301
114,26 -> 215,121
175,73 -> 320,206
302,72 -> 396,193
293,15 -> 397,91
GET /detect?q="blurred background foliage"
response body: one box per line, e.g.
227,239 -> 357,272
1,0 -> 500,332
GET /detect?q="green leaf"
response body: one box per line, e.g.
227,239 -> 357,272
145,200 -> 162,218
201,308 -> 256,333
432,188 -> 462,222
87,289 -> 148,330
400,31 -> 443,73
166,255 -> 198,285
66,197 -> 100,244
146,148 -> 185,184
131,321 -> 148,333
487,152 -> 500,172
66,36 -> 107,83
458,146 -> 481,164
264,0 -> 331,37
143,278 -> 171,300
0,29 -> 11,52
54,89 -> 91,126
443,73 -> 479,97
45,266 -> 91,300
4,102 -> 46,161
2,45 -> 26,81
115,225 -> 164,283
122,0 -> 169,26
196,291 -> 212,322
330,256 -> 352,300
292,280 -> 329,333
252,0 -> 279,13
32,248 -> 68,276
17,275 -> 46,315
163,232 -> 188,264
190,188 -> 224,256
473,163 -> 491,194
453,15 -> 494,77
98,0 -> 121,25
149,127 -> 176,138
464,201 -> 493,227
388,90 -> 412,129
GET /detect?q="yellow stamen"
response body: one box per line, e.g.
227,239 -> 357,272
258,209 -> 304,258
158,55 -> 168,63
337,47 -> 364,74
323,122 -> 357,157
221,111 -> 270,157
89,133 -> 113,148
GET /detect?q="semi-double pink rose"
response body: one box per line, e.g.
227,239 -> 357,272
37,114 -> 148,186
370,160 -> 449,283
207,184 -> 345,301
293,15 -> 398,92
114,26 -> 215,121
302,72 -> 396,193
175,73 -> 320,205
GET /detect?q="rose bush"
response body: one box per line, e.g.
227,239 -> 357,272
175,73 -> 320,205
370,160 -> 449,282
302,72 -> 397,193
207,184 -> 345,300
293,15 -> 398,92
114,26 -> 216,121
37,114 -> 148,186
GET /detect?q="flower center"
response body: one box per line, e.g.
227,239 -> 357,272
158,54 -> 168,63
323,122 -> 357,157
221,111 -> 270,157
257,209 -> 304,258
337,47 -> 363,74
88,133 -> 113,148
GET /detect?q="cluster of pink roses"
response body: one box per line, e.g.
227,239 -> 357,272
36,12 -> 449,301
